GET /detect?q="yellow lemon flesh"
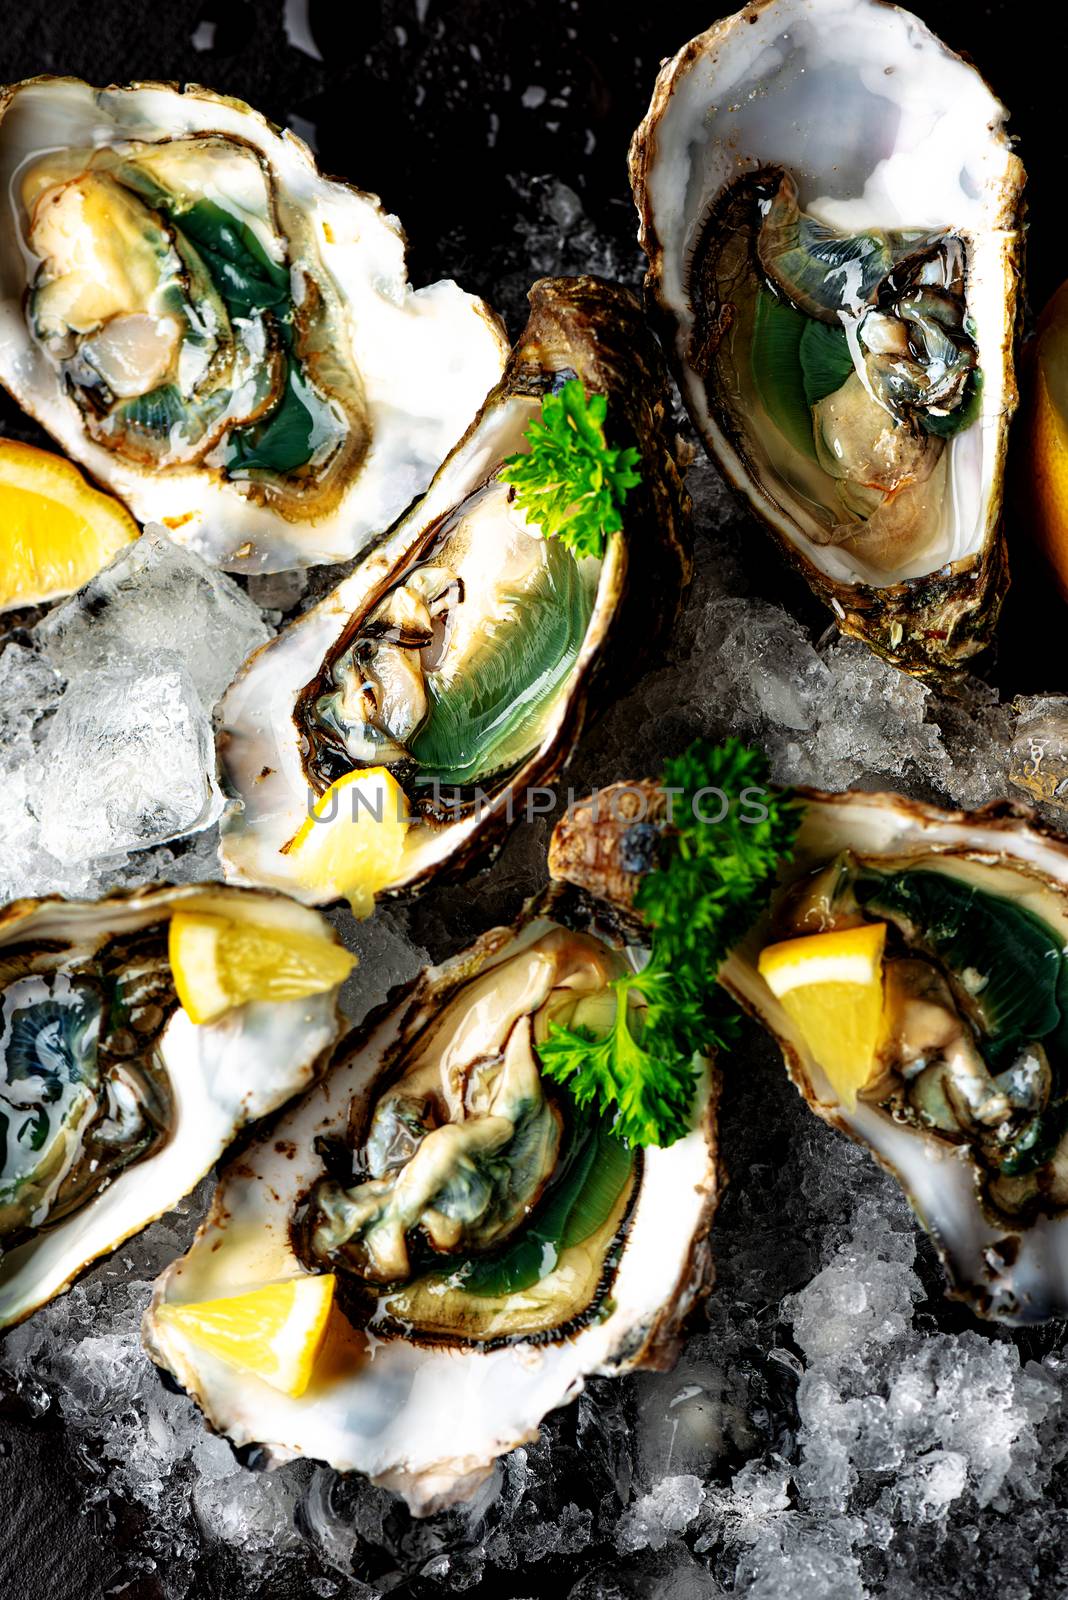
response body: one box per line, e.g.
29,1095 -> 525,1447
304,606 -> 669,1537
169,910 -> 355,1025
156,1276 -> 336,1398
286,766 -> 410,916
758,922 -> 887,1110
1031,280 -> 1068,599
0,437 -> 138,610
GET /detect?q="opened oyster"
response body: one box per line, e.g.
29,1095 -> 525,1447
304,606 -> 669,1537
144,909 -> 719,1513
548,775 -> 1068,1322
630,0 -> 1024,676
717,791 -> 1068,1324
0,78 -> 508,572
217,275 -> 691,904
0,883 -> 347,1329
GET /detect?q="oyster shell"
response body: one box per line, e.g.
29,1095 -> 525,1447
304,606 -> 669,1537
0,77 -> 508,573
629,0 -> 1024,677
0,882 -> 347,1329
217,275 -> 691,904
720,790 -> 1068,1324
144,908 -> 719,1514
548,776 -> 1068,1323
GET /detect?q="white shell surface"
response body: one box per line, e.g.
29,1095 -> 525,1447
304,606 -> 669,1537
721,792 -> 1068,1322
217,394 -> 625,902
0,79 -> 509,572
145,918 -> 718,1513
0,883 -> 346,1328
631,0 -> 1022,589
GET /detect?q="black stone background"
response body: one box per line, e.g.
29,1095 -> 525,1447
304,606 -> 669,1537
0,2 -> 1062,1597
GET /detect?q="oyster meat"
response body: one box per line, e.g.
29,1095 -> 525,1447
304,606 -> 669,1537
0,78 -> 508,572
0,883 -> 347,1329
144,910 -> 719,1513
217,275 -> 691,904
720,791 -> 1068,1324
630,0 -> 1024,676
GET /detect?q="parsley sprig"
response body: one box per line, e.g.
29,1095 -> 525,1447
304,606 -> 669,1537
538,740 -> 802,1148
500,378 -> 641,560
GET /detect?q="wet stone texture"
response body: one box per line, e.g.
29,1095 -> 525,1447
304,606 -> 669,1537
1,2 -> 1067,1598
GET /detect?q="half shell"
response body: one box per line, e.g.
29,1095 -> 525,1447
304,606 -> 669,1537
217,275 -> 692,904
0,77 -> 508,572
629,0 -> 1024,676
0,882 -> 346,1328
721,791 -> 1068,1324
144,909 -> 719,1514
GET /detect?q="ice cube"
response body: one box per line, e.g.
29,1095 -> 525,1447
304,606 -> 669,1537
0,525 -> 272,898
35,523 -> 272,711
34,663 -> 222,860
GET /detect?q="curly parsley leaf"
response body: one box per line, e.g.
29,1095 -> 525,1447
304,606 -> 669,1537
537,979 -> 698,1149
500,379 -> 641,561
538,739 -> 803,1148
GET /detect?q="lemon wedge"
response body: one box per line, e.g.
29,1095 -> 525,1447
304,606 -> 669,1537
169,910 -> 355,1024
285,766 -> 410,915
758,922 -> 887,1109
1031,280 -> 1068,599
156,1276 -> 335,1397
0,437 -> 138,611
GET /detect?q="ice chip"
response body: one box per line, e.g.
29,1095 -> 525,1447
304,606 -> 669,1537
0,640 -> 63,746
892,1449 -> 968,1519
194,1469 -> 305,1560
35,663 -> 223,859
615,1475 -> 705,1554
